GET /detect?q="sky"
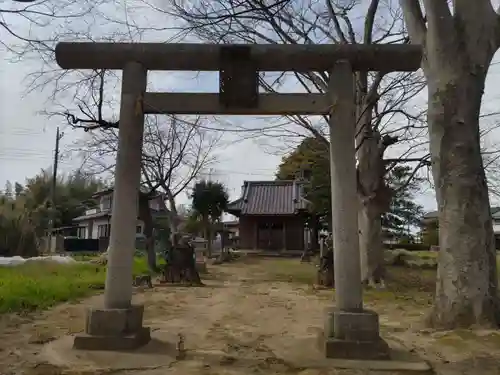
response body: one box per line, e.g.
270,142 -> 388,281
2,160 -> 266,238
2,0 -> 500,214
0,50 -> 285,205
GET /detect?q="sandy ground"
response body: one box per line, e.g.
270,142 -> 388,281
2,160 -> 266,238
1,257 -> 500,375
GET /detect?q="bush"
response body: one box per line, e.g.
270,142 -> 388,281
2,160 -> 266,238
0,206 -> 39,257
385,249 -> 437,269
0,257 -> 151,313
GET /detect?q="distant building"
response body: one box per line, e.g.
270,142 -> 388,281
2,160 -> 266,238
422,207 -> 500,247
72,188 -> 168,240
226,180 -> 310,252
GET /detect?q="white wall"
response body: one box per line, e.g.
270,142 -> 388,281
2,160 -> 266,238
494,222 -> 500,235
99,194 -> 112,212
98,192 -> 165,213
76,224 -> 89,239
77,218 -> 145,239
92,218 -> 111,239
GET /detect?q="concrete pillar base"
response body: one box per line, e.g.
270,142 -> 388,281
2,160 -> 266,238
318,307 -> 390,360
73,304 -> 151,351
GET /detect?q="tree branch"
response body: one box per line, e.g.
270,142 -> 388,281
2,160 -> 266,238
399,0 -> 427,45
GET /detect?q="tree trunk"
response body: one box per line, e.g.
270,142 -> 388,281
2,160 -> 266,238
203,218 -> 212,257
317,246 -> 334,287
161,241 -> 203,285
400,0 -> 500,329
165,189 -> 180,240
356,128 -> 391,286
358,199 -> 385,285
138,193 -> 159,273
427,75 -> 500,328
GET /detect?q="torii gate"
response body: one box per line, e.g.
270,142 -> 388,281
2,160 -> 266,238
55,42 -> 422,359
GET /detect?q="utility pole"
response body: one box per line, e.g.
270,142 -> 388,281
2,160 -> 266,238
50,127 -> 61,207
47,127 -> 63,252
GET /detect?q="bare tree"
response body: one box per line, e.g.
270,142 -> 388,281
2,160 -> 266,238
142,0 -> 430,286
1,0 -> 97,56
13,0 -> 430,285
400,0 -> 500,328
57,70 -> 219,271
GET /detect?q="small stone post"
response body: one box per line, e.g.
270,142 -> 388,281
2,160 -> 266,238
73,62 -> 151,351
320,60 -> 389,360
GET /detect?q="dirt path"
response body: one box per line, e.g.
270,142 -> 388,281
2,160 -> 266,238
0,258 -> 499,375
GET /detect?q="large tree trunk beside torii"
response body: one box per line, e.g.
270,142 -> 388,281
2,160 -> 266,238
425,76 -> 500,328
423,74 -> 500,328
400,0 -> 500,328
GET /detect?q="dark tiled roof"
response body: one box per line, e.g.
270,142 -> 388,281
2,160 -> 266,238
73,207 -> 166,222
423,211 -> 438,219
226,180 -> 309,216
73,210 -> 111,222
92,188 -> 114,198
92,187 -> 165,200
491,207 -> 500,218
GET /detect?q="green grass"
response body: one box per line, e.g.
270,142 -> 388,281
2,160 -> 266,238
0,256 -> 156,314
260,259 -> 317,284
257,252 -> 500,308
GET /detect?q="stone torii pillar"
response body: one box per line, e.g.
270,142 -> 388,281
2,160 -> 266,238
74,62 -> 151,351
323,60 -> 389,359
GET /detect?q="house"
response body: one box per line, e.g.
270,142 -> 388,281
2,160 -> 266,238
225,180 -> 310,252
72,188 -> 168,240
48,226 -> 78,238
422,207 -> 500,247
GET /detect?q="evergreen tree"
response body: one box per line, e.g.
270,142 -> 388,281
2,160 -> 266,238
382,166 -> 425,242
276,138 -> 425,237
0,169 -> 105,256
190,180 -> 229,255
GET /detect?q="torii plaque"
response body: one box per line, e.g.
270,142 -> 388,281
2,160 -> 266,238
55,42 -> 422,359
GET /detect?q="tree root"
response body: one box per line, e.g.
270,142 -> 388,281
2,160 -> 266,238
366,278 -> 386,289
160,264 -> 203,286
316,268 -> 334,287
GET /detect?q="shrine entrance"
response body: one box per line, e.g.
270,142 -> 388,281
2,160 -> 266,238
257,222 -> 284,251
55,42 -> 422,360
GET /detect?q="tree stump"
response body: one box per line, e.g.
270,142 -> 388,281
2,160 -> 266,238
160,243 -> 203,286
316,249 -> 334,287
